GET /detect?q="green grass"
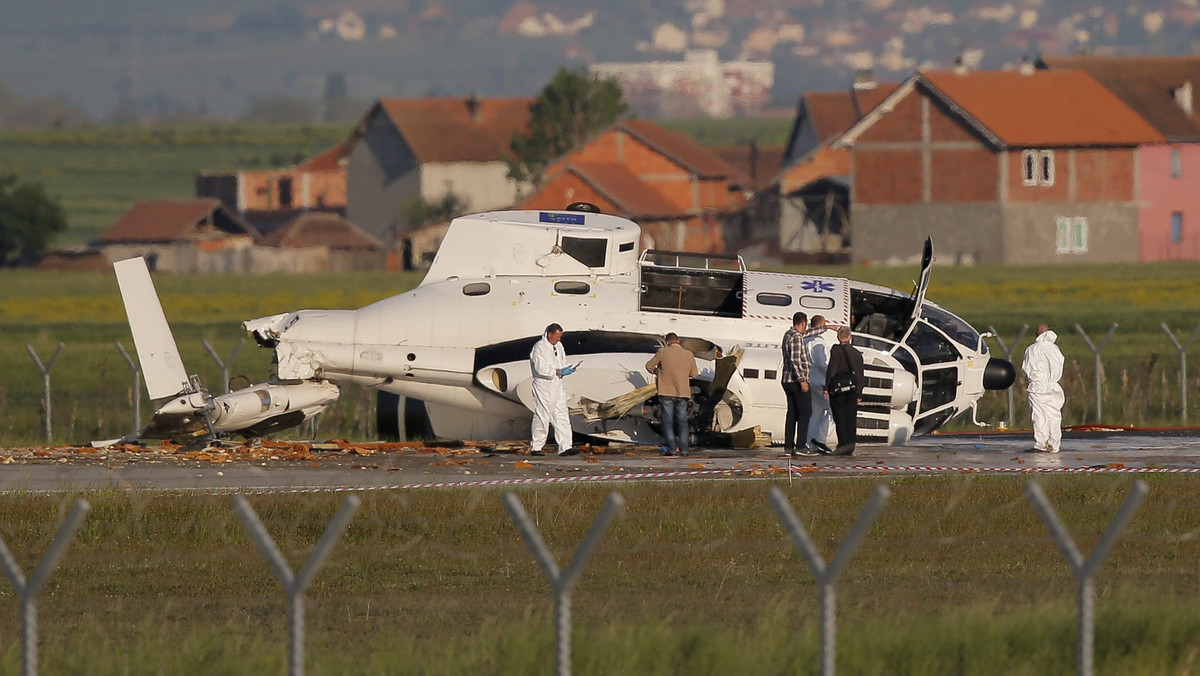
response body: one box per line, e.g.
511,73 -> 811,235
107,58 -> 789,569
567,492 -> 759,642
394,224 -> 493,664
0,124 -> 350,246
0,477 -> 1198,673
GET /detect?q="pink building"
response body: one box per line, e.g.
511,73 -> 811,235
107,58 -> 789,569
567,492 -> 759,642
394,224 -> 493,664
1041,55 -> 1200,261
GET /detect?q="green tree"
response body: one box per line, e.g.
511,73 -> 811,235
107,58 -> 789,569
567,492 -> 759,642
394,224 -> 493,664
0,173 -> 67,266
398,192 -> 469,231
507,67 -> 628,185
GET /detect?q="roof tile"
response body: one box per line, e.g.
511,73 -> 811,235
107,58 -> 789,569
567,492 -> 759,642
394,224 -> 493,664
376,97 -> 534,163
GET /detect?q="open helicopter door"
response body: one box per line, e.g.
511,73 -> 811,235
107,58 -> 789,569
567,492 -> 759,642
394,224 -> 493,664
891,237 -> 934,349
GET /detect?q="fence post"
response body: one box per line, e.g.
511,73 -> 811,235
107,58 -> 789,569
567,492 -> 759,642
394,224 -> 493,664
988,324 -> 1029,427
115,341 -> 142,434
1025,480 -> 1147,676
768,484 -> 890,676
0,499 -> 91,676
232,494 -> 361,676
504,491 -> 625,676
26,343 -> 64,443
1160,322 -> 1200,424
203,338 -> 244,394
1073,324 -> 1117,422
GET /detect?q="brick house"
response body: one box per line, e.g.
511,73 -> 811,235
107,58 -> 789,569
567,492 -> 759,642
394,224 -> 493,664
255,211 -> 387,272
1039,55 -> 1200,261
833,68 -> 1163,265
196,142 -> 349,216
517,119 -> 749,252
345,96 -> 534,241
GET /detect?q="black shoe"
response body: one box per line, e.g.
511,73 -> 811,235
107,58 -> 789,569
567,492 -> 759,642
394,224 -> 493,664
792,449 -> 822,458
661,450 -> 676,457
810,439 -> 833,455
529,450 -> 545,456
830,444 -> 855,456
558,447 -> 582,456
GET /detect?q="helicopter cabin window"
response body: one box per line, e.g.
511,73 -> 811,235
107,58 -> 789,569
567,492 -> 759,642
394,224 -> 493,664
554,281 -> 591,295
850,289 -> 911,341
743,368 -> 759,379
561,236 -> 607,268
462,282 -> 491,296
756,292 -> 791,306
619,241 -> 635,252
640,267 -> 743,317
799,295 -> 835,310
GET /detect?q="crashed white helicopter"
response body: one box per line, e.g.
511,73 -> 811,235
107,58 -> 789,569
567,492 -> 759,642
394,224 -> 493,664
230,204 -> 1015,449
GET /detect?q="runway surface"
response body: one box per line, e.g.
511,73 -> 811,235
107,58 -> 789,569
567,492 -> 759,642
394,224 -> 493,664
2,427 -> 1198,494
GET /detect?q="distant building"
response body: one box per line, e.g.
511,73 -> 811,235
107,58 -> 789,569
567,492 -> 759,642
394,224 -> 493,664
197,142 -> 349,218
345,96 -> 533,241
1039,55 -> 1200,261
93,199 -> 260,273
592,49 -> 773,118
517,119 -> 750,253
834,68 -> 1163,265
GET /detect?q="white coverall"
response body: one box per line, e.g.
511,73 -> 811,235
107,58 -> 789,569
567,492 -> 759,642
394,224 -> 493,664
806,328 -> 839,448
530,334 -> 572,452
1021,330 -> 1065,452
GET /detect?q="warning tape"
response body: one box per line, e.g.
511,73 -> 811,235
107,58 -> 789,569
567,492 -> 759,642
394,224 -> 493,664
4,464 -> 1196,497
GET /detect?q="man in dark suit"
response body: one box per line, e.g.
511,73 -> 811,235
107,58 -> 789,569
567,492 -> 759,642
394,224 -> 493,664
824,326 -> 865,456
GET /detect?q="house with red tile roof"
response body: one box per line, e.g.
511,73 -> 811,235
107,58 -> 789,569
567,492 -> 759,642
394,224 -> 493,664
345,96 -> 534,241
516,119 -> 749,253
94,199 -> 261,272
1039,55 -> 1200,261
832,67 -> 1164,265
254,212 -> 387,272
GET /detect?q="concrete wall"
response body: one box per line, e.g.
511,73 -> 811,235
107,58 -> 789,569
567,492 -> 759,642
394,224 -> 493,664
347,114 -> 420,240
420,161 -> 519,212
852,203 -> 1003,265
1002,202 -> 1139,264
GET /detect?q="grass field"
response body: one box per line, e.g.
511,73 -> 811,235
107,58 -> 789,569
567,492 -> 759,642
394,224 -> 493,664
2,260 -> 1200,446
0,476 -> 1198,673
0,125 -> 351,246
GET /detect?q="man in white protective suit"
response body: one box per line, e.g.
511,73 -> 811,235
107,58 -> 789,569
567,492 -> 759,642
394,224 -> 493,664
1022,324 -> 1066,453
804,315 -> 839,453
529,323 -> 580,457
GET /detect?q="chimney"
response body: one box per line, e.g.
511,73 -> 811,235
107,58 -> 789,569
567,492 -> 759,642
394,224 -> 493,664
465,94 -> 481,122
953,54 -> 968,76
852,69 -> 877,91
1174,81 -> 1194,116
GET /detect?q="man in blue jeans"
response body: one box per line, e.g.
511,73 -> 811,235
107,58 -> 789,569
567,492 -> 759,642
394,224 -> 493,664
646,332 -> 699,456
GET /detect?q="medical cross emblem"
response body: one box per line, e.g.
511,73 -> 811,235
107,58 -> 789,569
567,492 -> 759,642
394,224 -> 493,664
800,280 -> 836,293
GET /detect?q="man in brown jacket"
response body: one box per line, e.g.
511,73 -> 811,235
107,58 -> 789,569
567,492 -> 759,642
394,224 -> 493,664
646,332 -> 699,456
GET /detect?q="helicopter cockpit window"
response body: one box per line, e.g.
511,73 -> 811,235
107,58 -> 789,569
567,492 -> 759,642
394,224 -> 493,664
561,236 -> 607,268
904,321 -> 959,364
921,305 -> 983,352
756,292 -> 792,306
462,282 -> 491,296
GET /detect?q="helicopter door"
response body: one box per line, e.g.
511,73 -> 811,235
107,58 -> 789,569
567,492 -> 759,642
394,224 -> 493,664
893,237 -> 934,348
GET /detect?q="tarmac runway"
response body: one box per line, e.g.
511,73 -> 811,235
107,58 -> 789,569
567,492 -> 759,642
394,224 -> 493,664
2,426 -> 1199,494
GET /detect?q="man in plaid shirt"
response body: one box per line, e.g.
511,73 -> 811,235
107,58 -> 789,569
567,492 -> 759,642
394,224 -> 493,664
781,311 -> 824,456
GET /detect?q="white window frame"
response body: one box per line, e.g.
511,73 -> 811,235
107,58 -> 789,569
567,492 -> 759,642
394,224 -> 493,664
1056,217 -> 1072,254
1072,216 -> 1088,253
1022,150 -> 1037,186
1056,216 -> 1088,255
1022,149 -> 1055,187
1039,151 -> 1055,186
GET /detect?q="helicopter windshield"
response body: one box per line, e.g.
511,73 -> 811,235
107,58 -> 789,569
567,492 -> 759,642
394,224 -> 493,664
920,305 -> 983,352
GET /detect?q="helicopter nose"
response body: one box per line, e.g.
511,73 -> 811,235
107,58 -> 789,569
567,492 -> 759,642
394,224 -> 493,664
983,358 -> 1016,390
